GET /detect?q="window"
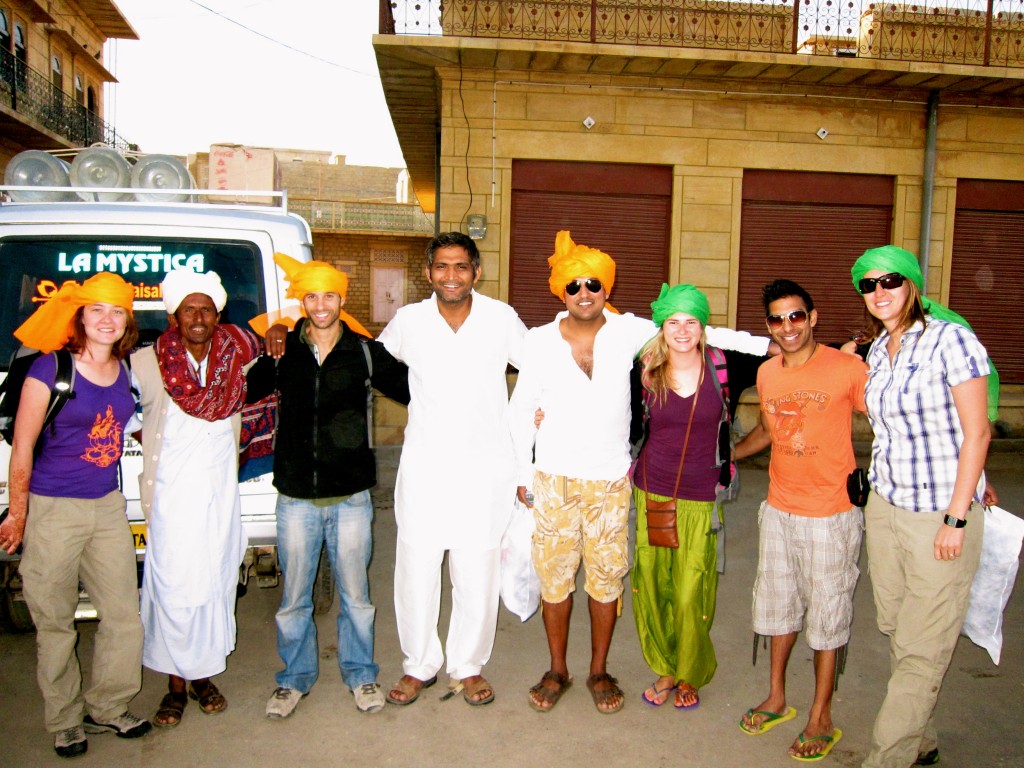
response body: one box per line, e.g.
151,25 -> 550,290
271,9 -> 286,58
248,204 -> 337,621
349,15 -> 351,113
13,20 -> 25,90
74,74 -> 84,104
0,10 -> 11,91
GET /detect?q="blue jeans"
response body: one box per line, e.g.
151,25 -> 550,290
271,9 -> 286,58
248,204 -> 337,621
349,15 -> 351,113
274,491 -> 378,692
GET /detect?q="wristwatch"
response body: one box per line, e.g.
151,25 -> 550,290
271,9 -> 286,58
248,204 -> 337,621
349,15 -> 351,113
942,514 -> 967,528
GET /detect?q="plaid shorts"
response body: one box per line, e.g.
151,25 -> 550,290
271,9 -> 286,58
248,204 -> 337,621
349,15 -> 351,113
531,470 -> 631,604
752,501 -> 864,650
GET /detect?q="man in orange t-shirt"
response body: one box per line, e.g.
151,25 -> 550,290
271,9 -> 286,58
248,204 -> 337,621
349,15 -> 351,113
734,279 -> 867,762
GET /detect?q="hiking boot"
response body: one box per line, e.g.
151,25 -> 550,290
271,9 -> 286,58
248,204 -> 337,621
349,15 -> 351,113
266,686 -> 305,719
83,711 -> 152,739
54,725 -> 87,758
353,682 -> 385,713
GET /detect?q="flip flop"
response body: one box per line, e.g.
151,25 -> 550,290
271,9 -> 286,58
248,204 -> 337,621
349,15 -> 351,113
641,680 -> 675,708
385,675 -> 437,706
740,706 -> 798,735
790,728 -> 843,762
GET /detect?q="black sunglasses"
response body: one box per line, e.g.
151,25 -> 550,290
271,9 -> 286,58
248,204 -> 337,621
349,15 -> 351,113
858,272 -> 906,295
565,278 -> 603,296
766,309 -> 809,330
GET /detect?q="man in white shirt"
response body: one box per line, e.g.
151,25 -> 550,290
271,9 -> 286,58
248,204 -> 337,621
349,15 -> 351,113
379,232 -> 527,708
509,231 -> 767,714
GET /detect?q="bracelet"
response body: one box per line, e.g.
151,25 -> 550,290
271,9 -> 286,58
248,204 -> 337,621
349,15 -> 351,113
942,514 -> 967,528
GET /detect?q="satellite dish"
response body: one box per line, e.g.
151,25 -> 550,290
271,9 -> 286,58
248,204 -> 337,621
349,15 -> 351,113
70,146 -> 131,200
131,154 -> 193,202
3,150 -> 72,201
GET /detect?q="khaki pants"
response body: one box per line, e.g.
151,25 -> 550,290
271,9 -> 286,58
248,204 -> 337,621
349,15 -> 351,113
861,495 -> 983,768
21,491 -> 143,732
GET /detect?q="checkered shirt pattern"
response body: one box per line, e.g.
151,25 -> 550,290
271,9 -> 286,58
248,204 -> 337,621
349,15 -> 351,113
864,318 -> 989,513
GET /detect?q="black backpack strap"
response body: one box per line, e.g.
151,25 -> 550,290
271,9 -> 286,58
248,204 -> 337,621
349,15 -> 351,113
360,339 -> 374,449
42,349 -> 76,435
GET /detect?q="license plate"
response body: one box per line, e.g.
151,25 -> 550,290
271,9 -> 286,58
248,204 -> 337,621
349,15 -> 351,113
130,522 -> 147,552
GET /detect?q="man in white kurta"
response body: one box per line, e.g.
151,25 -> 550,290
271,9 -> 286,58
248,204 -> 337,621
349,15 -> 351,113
133,269 -> 256,727
378,232 -> 526,707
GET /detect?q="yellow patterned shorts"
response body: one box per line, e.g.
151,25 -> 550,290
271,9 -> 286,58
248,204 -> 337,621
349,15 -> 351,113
531,470 -> 631,604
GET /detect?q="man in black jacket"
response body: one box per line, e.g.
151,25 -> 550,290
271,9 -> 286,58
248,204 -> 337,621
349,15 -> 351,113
248,255 -> 409,719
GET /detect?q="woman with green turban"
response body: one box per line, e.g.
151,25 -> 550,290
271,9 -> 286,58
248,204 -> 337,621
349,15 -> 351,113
850,245 -> 995,768
631,284 -> 762,711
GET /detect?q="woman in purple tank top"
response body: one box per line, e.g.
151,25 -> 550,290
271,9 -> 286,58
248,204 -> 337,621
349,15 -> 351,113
2,273 -> 152,757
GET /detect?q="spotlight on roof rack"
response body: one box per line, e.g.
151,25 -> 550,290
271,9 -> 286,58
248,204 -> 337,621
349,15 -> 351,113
131,154 -> 194,202
70,146 -> 131,201
3,150 -> 72,201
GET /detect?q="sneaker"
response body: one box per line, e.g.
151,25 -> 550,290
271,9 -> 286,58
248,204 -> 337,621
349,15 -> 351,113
266,687 -> 305,719
353,682 -> 385,714
54,726 -> 87,758
83,711 -> 152,739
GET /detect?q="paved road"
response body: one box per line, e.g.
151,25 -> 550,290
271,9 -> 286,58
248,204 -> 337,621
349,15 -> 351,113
2,450 -> 1022,767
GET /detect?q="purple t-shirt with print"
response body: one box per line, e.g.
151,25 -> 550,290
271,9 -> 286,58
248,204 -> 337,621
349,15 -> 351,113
27,353 -> 134,499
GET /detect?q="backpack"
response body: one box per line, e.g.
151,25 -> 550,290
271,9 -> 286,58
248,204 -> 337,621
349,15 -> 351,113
0,347 -> 76,446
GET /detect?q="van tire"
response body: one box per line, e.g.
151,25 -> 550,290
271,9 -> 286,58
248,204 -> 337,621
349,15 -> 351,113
1,564 -> 35,633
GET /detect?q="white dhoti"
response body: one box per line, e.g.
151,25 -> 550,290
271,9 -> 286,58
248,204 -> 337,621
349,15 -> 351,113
140,402 -> 245,680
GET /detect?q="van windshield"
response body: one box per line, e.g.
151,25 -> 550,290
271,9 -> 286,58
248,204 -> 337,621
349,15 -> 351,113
0,237 -> 266,368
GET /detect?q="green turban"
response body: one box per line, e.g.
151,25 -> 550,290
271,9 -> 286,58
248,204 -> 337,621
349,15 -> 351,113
852,245 -> 1000,421
650,283 -> 709,327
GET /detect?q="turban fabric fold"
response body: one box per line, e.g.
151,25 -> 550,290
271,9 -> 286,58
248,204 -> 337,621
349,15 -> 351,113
650,283 -> 710,327
162,268 -> 227,314
547,231 -> 618,313
852,245 -> 1000,421
14,272 -> 135,353
249,252 -> 371,339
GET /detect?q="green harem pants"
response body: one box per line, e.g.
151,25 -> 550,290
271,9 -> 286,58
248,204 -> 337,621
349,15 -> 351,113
631,489 -> 718,688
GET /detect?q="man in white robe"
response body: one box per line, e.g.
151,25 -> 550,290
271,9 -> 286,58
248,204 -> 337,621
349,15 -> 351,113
379,232 -> 526,707
133,269 -> 258,727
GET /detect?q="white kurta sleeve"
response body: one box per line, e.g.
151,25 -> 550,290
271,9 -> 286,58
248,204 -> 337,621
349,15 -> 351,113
706,325 -> 770,356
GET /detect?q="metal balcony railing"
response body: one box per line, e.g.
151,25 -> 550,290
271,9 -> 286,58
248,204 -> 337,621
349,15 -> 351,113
380,0 -> 1024,68
0,49 -> 133,151
289,198 -> 436,234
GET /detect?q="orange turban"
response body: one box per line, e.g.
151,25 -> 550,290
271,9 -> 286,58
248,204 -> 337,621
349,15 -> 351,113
14,272 -> 135,353
547,231 -> 618,312
249,252 -> 371,339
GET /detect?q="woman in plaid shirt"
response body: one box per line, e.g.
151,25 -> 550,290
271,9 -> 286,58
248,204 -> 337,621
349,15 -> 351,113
851,245 -> 996,768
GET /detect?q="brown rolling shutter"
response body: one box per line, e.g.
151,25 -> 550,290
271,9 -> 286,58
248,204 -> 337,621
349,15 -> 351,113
510,160 -> 671,328
737,171 -> 894,346
949,180 -> 1024,383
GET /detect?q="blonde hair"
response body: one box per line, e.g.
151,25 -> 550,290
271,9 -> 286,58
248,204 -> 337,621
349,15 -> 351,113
638,325 -> 706,406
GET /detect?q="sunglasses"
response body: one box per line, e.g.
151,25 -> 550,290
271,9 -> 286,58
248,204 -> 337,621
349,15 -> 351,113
565,278 -> 603,296
766,309 -> 809,330
858,272 -> 906,295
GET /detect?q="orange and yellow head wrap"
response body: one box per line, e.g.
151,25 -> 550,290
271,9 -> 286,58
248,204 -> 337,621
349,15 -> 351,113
275,252 -> 349,302
547,231 -> 617,312
249,253 -> 370,339
14,272 -> 135,353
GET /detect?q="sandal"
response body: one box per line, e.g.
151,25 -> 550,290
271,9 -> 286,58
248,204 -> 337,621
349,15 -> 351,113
674,683 -> 700,710
462,675 -> 495,706
188,681 -> 228,714
529,671 -> 572,712
386,675 -> 437,706
153,692 -> 187,728
586,673 -> 624,714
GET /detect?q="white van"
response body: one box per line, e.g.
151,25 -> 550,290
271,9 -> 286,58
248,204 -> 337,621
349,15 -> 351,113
0,180 -> 313,630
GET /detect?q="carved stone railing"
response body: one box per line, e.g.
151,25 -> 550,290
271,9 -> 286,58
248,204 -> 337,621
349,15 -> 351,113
381,0 -> 1024,67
